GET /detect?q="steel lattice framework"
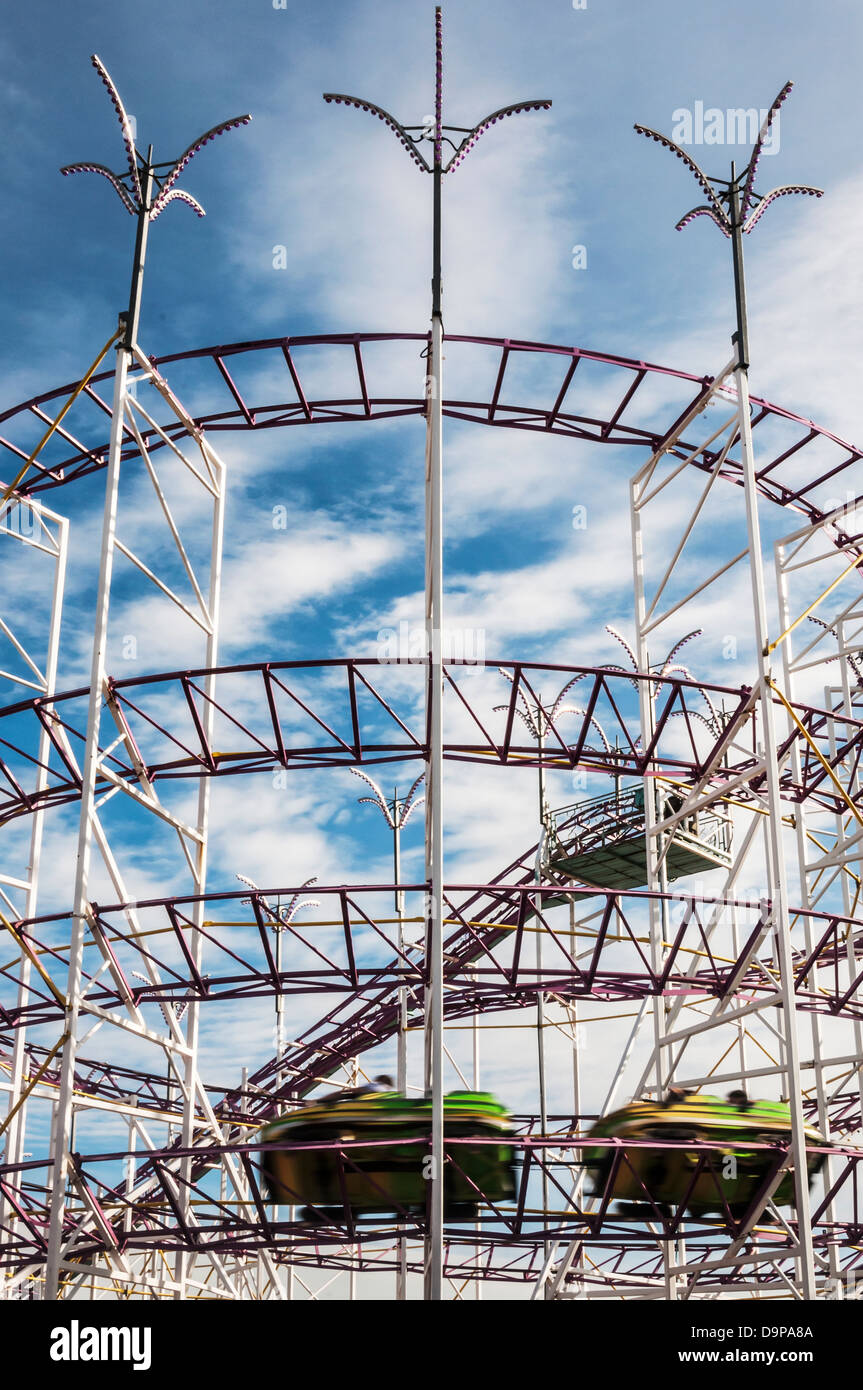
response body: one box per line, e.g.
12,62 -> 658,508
2,328 -> 863,1300
3,22 -> 863,1304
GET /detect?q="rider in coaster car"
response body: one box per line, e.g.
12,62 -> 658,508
662,1086 -> 694,1107
337,1074 -> 395,1101
726,1088 -> 753,1111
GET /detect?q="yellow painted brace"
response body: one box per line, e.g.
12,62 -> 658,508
0,1030 -> 68,1141
0,909 -> 67,1006
767,677 -> 863,829
0,326 -> 122,509
767,548 -> 863,656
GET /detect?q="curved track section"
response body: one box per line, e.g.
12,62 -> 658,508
1,333 -> 860,529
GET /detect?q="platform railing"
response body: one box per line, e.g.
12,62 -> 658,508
545,784 -> 732,869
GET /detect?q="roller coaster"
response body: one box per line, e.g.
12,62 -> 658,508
1,13 -> 862,1301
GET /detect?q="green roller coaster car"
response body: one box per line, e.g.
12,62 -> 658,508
259,1088 -> 516,1221
584,1091 -> 828,1217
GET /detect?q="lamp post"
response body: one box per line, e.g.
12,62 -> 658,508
236,875 -> 321,1093
496,670 -> 607,826
324,9 -> 550,1300
237,873 -> 319,1302
635,85 -> 821,370
350,769 -> 425,1097
350,768 -> 424,1300
44,57 -> 251,1302
635,83 -> 823,1298
61,54 -> 251,351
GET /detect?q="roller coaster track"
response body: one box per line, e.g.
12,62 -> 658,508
3,332 -> 863,1292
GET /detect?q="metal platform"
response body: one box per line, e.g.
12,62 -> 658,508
545,785 -> 732,890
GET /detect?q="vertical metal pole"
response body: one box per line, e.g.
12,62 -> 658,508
45,336 -> 128,1299
45,149 -> 154,1296
535,725 -> 550,1279
174,444 -> 226,1299
774,544 -> 840,1295
275,922 -> 285,1089
472,961 -> 482,1301
393,807 -> 408,1300
273,915 -> 295,1299
631,474 -> 680,1299
124,1105 -> 137,1242
568,896 -> 584,1295
423,11 -> 445,1299
729,164 -> 750,374
630,490 -> 665,1098
729,174 -> 815,1295
831,621 -> 863,1157
124,153 -> 153,351
393,809 -> 407,1095
423,314 -> 444,1301
1,509 -> 68,1259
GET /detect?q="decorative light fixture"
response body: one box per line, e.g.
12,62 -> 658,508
635,83 -> 822,368
61,55 -> 251,347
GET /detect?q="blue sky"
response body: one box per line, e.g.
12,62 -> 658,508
2,1 -> 863,1277
2,0 -> 862,384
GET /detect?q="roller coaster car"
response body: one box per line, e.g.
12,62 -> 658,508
584,1092 -> 827,1217
259,1089 -> 516,1220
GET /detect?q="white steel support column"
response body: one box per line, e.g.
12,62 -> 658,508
320,9 -> 551,1300
630,486 -> 666,1096
630,475 -> 681,1300
45,336 -> 128,1300
534,812 -> 550,1282
39,338 -> 230,1301
394,818 -> 408,1099
472,961 -> 482,1300
772,538 -> 863,1296
735,366 -> 816,1297
173,447 -> 226,1299
567,899 -> 584,1297
831,623 -> 863,1152
423,311 -> 445,1301
393,814 -> 408,1301
0,502 -> 69,1289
